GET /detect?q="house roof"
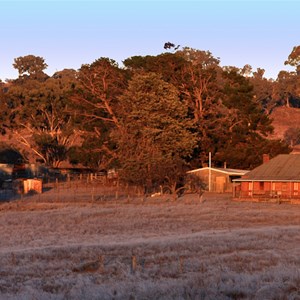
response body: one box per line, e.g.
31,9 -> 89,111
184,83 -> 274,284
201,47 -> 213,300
187,167 -> 249,176
235,154 -> 300,182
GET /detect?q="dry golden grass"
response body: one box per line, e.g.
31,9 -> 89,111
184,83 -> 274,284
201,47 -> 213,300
0,190 -> 299,299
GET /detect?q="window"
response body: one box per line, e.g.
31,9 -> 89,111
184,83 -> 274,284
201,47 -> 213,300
259,182 -> 264,190
294,182 -> 298,196
282,183 -> 288,192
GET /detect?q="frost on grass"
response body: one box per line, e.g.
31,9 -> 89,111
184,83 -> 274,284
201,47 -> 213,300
0,190 -> 300,299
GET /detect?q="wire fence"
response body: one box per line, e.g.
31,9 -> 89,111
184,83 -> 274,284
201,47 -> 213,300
70,253 -> 191,276
0,173 -> 146,203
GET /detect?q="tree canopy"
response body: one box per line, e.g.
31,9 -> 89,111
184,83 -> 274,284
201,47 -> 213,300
1,45 -> 297,191
115,73 -> 197,190
13,55 -> 48,80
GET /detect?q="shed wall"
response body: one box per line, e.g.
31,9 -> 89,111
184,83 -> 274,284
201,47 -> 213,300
189,169 -> 234,193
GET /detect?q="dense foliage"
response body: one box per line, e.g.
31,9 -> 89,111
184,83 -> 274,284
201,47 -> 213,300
1,44 -> 299,190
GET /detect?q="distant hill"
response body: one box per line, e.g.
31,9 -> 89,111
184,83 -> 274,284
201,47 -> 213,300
269,107 -> 300,140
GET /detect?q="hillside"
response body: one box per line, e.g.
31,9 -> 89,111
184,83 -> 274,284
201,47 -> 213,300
270,106 -> 300,140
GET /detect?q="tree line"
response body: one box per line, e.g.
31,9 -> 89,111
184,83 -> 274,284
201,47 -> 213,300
1,45 -> 299,192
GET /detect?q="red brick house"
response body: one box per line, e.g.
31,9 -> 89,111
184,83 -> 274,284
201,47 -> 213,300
233,154 -> 300,203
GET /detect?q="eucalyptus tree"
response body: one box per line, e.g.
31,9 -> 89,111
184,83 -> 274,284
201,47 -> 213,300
3,60 -> 79,167
284,127 -> 300,147
124,49 -> 223,167
74,58 -> 128,127
13,55 -> 48,81
114,72 -> 198,195
274,70 -> 300,108
249,68 -> 277,114
280,45 -> 300,106
176,48 -> 221,121
285,45 -> 300,75
70,58 -> 128,169
123,52 -> 187,86
0,89 -> 7,135
122,49 -> 290,170
215,69 -> 290,169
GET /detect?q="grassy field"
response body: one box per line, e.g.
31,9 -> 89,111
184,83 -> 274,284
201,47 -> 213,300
0,189 -> 299,300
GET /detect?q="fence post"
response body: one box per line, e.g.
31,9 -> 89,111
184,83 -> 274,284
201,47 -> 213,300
56,185 -> 59,202
67,173 -> 71,188
99,255 -> 104,273
131,255 -> 137,274
179,256 -> 184,273
91,187 -> 95,201
11,253 -> 16,265
115,179 -> 119,200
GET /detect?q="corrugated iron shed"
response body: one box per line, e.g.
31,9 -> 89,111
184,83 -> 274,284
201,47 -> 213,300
239,154 -> 300,181
187,167 -> 248,176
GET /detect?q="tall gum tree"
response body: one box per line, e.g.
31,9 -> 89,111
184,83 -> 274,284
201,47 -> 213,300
74,58 -> 127,128
285,45 -> 300,75
114,72 -> 198,194
176,48 -> 221,122
124,49 -> 223,167
123,53 -> 187,86
282,45 -> 300,104
71,58 -> 128,169
215,69 -> 290,168
174,48 -> 231,166
275,71 -> 299,108
249,68 -> 277,115
13,55 -> 48,81
3,63 -> 79,167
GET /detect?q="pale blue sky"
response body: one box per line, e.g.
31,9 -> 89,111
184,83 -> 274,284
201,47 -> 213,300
0,0 -> 298,81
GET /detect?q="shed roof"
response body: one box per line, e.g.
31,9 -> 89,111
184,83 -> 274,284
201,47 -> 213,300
236,154 -> 300,181
187,167 -> 249,176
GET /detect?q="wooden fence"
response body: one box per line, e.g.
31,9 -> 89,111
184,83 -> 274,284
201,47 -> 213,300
0,173 -> 146,202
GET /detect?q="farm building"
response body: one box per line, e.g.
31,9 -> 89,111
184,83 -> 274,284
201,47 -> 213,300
0,148 -> 44,193
187,167 -> 249,193
233,154 -> 300,202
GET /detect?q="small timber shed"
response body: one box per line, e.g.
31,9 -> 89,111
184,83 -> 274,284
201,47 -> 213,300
233,154 -> 300,202
187,167 -> 249,193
